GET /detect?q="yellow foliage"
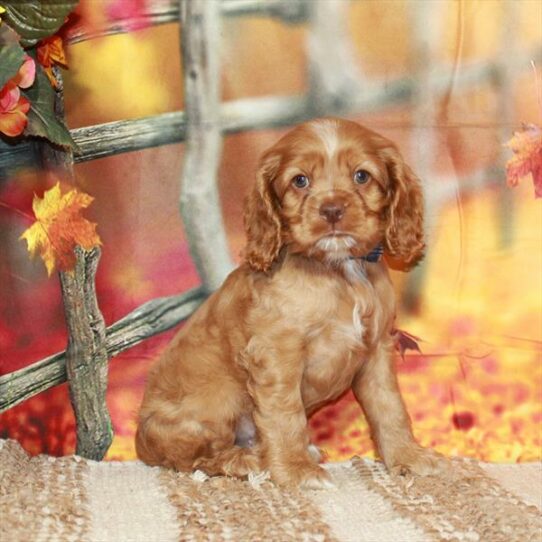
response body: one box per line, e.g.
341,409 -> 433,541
66,30 -> 175,124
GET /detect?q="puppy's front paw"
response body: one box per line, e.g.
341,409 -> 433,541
386,445 -> 450,477
307,443 -> 324,463
272,462 -> 334,490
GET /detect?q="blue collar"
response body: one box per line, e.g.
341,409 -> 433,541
357,244 -> 384,263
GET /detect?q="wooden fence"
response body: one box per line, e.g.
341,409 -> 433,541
0,0 -> 539,460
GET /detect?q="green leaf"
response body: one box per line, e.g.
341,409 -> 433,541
0,21 -> 22,46
0,24 -> 25,88
3,0 -> 79,47
0,43 -> 25,88
23,67 -> 74,148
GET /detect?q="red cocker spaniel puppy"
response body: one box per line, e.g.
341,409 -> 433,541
136,118 -> 447,488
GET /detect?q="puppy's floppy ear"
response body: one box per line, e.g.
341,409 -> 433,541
381,145 -> 425,269
243,152 -> 282,272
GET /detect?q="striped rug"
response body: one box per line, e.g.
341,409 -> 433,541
1,439 -> 540,542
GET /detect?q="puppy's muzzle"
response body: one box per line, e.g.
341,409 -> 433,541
319,201 -> 345,224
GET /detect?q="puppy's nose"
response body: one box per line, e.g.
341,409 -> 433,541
319,202 -> 345,224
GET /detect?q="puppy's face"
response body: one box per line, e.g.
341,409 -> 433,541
272,121 -> 391,261
244,119 -> 425,271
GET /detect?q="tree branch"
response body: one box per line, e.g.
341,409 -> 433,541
63,48 -> 541,165
179,0 -> 234,291
59,247 -> 112,460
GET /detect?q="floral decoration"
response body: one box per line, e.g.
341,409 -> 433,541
0,0 -> 78,146
0,54 -> 35,136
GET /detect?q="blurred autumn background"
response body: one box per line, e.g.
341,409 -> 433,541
1,0 -> 541,464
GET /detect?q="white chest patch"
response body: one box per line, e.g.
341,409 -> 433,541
341,258 -> 367,283
326,302 -> 365,347
352,302 -> 364,341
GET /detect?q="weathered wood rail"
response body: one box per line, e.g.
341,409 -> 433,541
0,287 -> 206,413
67,0 -> 309,45
0,0 -> 537,460
2,49 -> 539,173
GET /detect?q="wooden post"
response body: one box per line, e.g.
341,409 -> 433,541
307,0 -> 363,114
59,247 -> 112,460
179,0 -> 233,292
402,0 -> 444,312
41,67 -> 112,460
495,0 -> 518,247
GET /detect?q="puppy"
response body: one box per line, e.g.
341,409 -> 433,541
136,118 -> 447,488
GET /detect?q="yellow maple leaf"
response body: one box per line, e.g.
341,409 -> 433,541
20,183 -> 101,276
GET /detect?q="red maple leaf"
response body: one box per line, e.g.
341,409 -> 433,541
393,328 -> 422,360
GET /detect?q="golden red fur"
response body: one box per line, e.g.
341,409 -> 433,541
136,118 -> 448,488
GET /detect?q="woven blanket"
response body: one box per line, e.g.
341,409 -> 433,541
1,439 -> 541,542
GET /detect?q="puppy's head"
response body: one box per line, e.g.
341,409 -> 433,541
244,118 -> 425,272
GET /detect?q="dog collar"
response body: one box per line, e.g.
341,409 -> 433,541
356,244 -> 384,263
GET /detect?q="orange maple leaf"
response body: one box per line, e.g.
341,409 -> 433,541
20,183 -> 101,276
505,123 -> 542,198
37,35 -> 68,88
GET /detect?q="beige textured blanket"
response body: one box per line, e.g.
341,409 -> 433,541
1,439 -> 541,542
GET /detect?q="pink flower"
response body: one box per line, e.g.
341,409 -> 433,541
0,55 -> 35,137
0,83 -> 30,137
12,55 -> 36,89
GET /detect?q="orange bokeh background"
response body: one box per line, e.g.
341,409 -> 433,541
1,0 -> 541,463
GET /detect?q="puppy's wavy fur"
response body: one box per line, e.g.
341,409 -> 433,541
136,119 -> 447,487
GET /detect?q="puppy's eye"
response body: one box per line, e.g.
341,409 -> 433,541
353,170 -> 370,185
292,175 -> 310,189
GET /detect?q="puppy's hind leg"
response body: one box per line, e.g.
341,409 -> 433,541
136,383 -> 259,478
193,445 -> 261,477
136,415 -> 216,472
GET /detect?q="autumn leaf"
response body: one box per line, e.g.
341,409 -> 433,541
505,123 -> 542,198
37,34 -> 68,88
393,328 -> 422,360
20,183 -> 101,276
